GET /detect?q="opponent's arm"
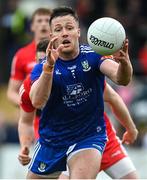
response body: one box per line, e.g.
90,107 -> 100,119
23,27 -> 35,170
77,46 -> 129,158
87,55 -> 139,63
18,108 -> 35,165
7,79 -> 22,105
7,52 -> 25,105
104,83 -> 138,144
100,39 -> 133,85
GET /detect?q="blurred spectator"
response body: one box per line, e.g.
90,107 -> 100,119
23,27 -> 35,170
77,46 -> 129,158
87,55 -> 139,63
0,113 -> 7,144
142,132 -> 147,148
75,0 -> 105,27
0,0 -> 29,83
138,40 -> 147,75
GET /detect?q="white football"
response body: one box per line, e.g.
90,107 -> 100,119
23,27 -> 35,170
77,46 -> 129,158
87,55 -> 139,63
87,17 -> 126,55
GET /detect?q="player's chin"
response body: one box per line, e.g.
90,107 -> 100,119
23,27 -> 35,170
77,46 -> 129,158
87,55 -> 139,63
61,46 -> 73,53
39,33 -> 49,39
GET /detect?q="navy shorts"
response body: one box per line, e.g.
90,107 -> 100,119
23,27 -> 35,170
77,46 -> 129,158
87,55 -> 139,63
29,134 -> 107,175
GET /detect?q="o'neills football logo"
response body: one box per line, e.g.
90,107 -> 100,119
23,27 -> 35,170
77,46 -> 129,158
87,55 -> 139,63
38,162 -> 46,172
90,35 -> 114,49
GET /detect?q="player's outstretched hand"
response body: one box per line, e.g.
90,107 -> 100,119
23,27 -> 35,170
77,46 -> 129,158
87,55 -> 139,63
18,146 -> 31,166
122,128 -> 138,145
113,39 -> 130,65
46,36 -> 64,66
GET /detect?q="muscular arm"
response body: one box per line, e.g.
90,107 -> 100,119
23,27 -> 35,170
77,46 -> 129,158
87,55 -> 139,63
30,71 -> 54,109
18,108 -> 35,148
100,59 -> 132,85
100,40 -> 133,85
7,51 -> 25,105
7,79 -> 23,105
30,37 -> 63,109
104,83 -> 138,143
18,108 -> 35,165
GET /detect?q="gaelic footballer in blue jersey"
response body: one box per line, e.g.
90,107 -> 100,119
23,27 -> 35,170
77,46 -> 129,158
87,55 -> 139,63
28,7 -> 133,179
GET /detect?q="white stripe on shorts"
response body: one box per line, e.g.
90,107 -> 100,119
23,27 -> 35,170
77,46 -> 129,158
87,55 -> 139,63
29,142 -> 41,170
67,147 -> 101,162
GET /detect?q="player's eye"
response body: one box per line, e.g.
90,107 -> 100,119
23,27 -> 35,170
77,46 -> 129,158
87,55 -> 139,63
37,19 -> 42,23
67,26 -> 74,30
54,28 -> 62,32
45,19 -> 49,23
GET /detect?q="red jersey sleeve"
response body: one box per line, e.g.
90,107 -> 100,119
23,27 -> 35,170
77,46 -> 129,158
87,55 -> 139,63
10,51 -> 26,80
19,76 -> 35,112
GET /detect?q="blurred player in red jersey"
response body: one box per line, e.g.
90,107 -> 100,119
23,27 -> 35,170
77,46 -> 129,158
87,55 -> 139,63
19,39 -> 49,139
7,8 -> 51,105
18,75 -> 139,178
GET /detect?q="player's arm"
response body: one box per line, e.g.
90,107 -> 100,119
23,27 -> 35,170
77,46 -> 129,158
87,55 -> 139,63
18,108 -> 35,148
100,39 -> 133,86
18,81 -> 36,165
18,108 -> 35,165
7,79 -> 22,105
104,83 -> 138,144
30,68 -> 54,109
30,37 -> 63,109
7,53 -> 24,105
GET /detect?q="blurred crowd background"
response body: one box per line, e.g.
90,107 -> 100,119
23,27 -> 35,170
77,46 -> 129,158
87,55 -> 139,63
0,0 -> 147,178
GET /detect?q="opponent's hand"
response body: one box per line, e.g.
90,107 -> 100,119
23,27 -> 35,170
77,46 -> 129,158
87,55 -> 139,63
46,36 -> 64,66
18,146 -> 31,166
113,39 -> 130,65
122,128 -> 138,145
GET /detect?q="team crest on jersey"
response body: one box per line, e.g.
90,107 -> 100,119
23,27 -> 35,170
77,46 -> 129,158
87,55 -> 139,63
81,60 -> 91,72
38,162 -> 46,172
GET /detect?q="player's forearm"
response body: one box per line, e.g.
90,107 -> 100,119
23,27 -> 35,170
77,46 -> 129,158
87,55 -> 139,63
108,95 -> 136,131
7,90 -> 20,106
30,71 -> 53,109
7,79 -> 23,106
18,120 -> 34,148
116,61 -> 133,85
100,59 -> 132,86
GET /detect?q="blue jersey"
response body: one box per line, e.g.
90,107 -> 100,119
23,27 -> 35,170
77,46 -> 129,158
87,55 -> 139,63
31,45 -> 106,147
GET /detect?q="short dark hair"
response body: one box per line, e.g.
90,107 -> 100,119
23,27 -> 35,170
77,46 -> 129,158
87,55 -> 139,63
36,39 -> 49,52
31,8 -> 52,22
49,7 -> 79,25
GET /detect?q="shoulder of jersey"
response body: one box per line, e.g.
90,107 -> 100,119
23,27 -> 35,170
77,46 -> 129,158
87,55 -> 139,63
80,44 -> 95,53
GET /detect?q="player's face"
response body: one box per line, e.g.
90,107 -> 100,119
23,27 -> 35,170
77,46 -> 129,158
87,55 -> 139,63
31,14 -> 50,40
50,15 -> 80,56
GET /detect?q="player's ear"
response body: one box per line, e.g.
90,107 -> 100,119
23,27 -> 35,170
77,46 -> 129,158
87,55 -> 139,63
78,28 -> 80,38
30,23 -> 35,32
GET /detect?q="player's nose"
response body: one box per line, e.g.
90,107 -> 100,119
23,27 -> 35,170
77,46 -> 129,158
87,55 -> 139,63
62,28 -> 68,37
